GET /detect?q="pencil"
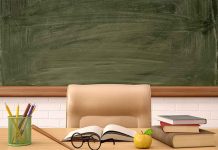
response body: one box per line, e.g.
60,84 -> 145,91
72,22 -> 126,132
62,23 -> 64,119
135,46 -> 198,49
20,104 -> 36,135
15,104 -> 19,142
5,103 -> 22,138
16,104 -> 19,116
32,124 -> 74,150
16,104 -> 19,124
5,103 -> 12,117
18,103 -> 31,129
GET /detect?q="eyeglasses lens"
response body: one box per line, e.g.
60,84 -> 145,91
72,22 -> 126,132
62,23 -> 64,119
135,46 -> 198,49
88,134 -> 101,150
71,133 -> 83,148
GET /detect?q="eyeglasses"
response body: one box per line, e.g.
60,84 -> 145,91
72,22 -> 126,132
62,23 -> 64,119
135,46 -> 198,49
71,132 -> 115,150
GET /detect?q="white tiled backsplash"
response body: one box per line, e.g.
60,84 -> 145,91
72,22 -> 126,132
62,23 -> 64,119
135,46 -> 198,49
0,97 -> 218,128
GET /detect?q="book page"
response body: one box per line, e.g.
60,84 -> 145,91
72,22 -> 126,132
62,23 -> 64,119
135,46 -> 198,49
102,124 -> 136,137
63,126 -> 103,141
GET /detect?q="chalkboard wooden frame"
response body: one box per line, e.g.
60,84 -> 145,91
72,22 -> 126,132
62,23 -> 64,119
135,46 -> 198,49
0,86 -> 218,97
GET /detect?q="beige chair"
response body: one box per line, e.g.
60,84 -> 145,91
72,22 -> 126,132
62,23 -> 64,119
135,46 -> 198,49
67,84 -> 151,128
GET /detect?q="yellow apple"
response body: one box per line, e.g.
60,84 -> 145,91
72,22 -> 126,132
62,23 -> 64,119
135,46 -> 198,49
133,133 -> 152,149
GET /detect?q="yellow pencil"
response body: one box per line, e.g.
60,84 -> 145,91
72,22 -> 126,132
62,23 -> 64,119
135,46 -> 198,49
15,104 -> 19,142
5,103 -> 22,138
5,103 -> 12,117
16,104 -> 19,126
16,104 -> 19,117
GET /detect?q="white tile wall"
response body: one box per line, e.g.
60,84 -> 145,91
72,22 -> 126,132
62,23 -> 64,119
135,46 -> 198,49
152,97 -> 218,128
0,97 -> 66,128
0,97 -> 218,128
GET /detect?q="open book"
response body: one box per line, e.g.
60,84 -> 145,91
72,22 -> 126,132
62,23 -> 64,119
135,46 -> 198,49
63,124 -> 137,142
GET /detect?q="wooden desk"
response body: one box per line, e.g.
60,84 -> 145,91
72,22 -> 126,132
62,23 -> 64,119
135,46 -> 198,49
0,128 -> 217,150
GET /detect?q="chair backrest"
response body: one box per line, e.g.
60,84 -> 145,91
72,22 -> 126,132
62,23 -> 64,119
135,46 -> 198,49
67,84 -> 151,128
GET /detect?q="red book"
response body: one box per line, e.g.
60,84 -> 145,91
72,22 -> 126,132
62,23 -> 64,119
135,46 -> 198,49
160,121 -> 199,127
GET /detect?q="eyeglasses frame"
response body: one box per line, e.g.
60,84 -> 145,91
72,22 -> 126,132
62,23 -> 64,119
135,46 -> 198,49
71,132 -> 115,150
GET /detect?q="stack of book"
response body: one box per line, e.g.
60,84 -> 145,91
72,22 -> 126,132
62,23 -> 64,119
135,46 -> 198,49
152,115 -> 216,148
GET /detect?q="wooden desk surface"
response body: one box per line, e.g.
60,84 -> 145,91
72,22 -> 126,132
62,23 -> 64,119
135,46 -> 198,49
0,128 -> 217,150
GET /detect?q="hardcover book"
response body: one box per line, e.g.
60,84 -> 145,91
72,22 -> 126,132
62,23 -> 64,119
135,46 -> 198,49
152,126 -> 216,148
63,124 -> 136,142
157,115 -> 207,125
160,121 -> 200,133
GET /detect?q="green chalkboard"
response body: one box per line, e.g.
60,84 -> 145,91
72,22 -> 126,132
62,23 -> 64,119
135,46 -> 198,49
0,0 -> 217,86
